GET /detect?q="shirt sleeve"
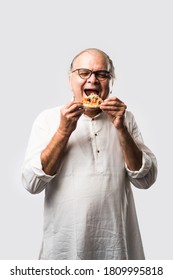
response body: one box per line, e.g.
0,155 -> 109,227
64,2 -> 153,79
21,108 -> 59,194
125,151 -> 152,178
124,111 -> 158,189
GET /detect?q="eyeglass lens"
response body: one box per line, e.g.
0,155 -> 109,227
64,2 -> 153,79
77,69 -> 110,80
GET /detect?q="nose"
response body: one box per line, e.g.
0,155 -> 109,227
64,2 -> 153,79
87,73 -> 99,83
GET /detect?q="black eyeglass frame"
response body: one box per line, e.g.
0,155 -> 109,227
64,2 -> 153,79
71,68 -> 112,81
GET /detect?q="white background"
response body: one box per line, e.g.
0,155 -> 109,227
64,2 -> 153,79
0,0 -> 172,260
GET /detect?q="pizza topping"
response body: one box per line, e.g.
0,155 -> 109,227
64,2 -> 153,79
83,93 -> 103,109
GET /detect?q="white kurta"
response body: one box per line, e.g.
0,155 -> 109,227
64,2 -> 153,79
22,107 -> 157,260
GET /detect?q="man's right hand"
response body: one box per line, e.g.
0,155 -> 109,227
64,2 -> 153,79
58,101 -> 84,137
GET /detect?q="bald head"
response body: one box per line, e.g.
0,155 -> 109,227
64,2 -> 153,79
70,48 -> 115,81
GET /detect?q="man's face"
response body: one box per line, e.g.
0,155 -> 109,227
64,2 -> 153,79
69,51 -> 111,102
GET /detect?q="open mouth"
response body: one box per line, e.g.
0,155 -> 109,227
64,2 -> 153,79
84,89 -> 99,96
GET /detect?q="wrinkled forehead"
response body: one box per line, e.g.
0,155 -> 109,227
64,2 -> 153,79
72,50 -> 109,70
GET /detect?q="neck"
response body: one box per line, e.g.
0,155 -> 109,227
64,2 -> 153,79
84,108 -> 102,118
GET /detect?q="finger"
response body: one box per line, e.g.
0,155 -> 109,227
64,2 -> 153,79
65,101 -> 83,110
104,96 -> 125,103
102,100 -> 126,108
71,107 -> 85,116
100,104 -> 126,112
67,110 -> 84,122
63,103 -> 84,115
63,106 -> 84,118
101,106 -> 126,111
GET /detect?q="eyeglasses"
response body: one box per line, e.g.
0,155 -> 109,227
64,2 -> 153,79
72,68 -> 112,81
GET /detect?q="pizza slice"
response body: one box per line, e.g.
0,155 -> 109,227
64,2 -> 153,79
83,93 -> 103,109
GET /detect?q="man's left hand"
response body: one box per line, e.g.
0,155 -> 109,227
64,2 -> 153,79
100,97 -> 127,129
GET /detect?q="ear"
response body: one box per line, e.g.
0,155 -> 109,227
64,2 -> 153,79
68,75 -> 73,91
109,79 -> 114,94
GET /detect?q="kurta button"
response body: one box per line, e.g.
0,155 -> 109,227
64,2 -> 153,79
95,133 -> 98,136
97,150 -> 100,153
